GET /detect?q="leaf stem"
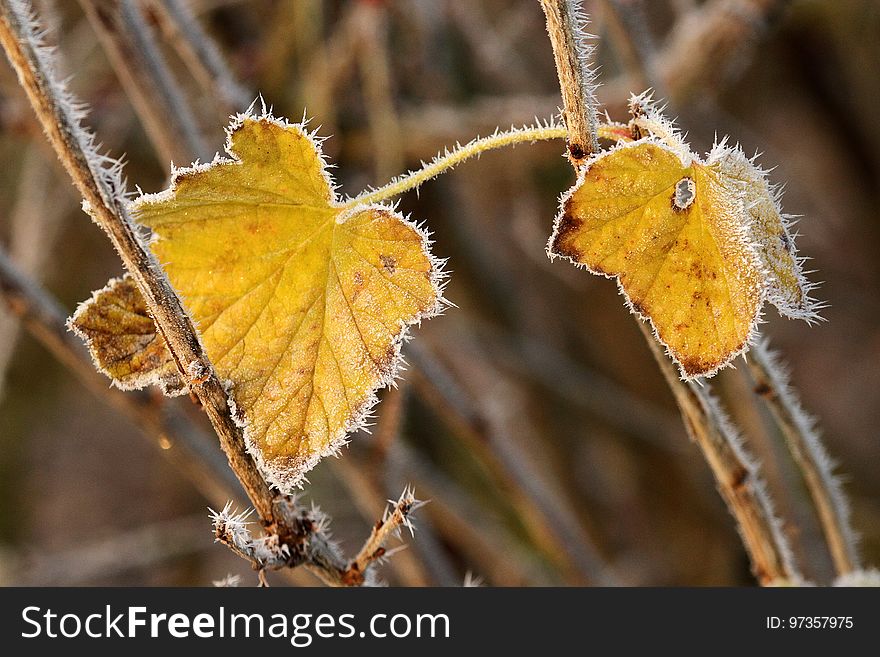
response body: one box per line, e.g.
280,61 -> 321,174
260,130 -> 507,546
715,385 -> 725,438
343,124 -> 566,207
343,123 -> 629,209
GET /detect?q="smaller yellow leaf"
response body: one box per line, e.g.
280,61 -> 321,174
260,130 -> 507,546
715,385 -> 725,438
69,275 -> 185,395
548,95 -> 818,379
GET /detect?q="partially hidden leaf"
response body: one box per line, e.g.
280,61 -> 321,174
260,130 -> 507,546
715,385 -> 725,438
69,274 -> 186,396
77,112 -> 445,489
548,99 -> 818,379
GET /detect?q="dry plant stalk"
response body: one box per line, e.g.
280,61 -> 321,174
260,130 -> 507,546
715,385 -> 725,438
748,340 -> 860,577
0,0 -> 278,531
539,0 -> 599,161
641,324 -> 800,584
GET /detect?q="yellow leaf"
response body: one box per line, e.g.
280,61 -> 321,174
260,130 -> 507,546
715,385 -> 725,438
548,132 -> 816,379
706,144 -> 815,317
129,113 -> 443,489
69,274 -> 185,396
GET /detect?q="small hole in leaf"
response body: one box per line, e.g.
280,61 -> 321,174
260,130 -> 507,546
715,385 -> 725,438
672,177 -> 696,210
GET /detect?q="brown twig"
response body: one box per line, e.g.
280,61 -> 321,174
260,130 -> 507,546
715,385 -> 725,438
328,455 -> 435,586
0,0 -> 274,525
539,0 -> 599,161
747,340 -> 860,577
343,487 -> 425,586
639,323 -> 801,584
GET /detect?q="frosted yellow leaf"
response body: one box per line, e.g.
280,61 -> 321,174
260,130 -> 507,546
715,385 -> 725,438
548,132 -> 817,379
706,143 -> 816,318
69,274 -> 185,396
128,112 -> 443,489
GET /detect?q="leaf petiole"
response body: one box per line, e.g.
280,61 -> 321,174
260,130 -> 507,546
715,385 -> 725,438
341,122 -> 630,208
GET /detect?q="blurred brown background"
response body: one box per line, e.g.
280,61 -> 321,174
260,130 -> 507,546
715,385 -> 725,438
0,0 -> 877,586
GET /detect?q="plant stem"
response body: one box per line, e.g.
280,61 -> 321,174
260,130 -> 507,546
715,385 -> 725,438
0,0 -> 276,523
639,323 -> 801,584
747,340 -> 860,577
343,124 -> 566,207
539,0 -> 599,161
344,123 -> 628,208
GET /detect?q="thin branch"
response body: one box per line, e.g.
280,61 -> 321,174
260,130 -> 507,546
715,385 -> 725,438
344,487 -> 425,585
211,488 -> 425,587
147,0 -> 251,114
78,0 -> 210,163
747,339 -> 860,577
639,323 -> 801,584
0,0 -> 275,523
344,122 -> 628,208
329,454 -> 436,586
538,0 -> 599,161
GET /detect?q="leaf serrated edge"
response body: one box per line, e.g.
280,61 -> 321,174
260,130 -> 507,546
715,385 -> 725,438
128,103 -> 450,491
247,200 -> 450,492
545,136 -> 769,381
67,275 -> 187,396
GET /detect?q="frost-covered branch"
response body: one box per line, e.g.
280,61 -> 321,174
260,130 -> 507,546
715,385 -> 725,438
210,488 -> 425,587
748,339 -> 860,577
639,323 -> 802,584
1,242 -> 411,586
0,0 -> 277,527
344,487 -> 426,585
539,0 -> 600,161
